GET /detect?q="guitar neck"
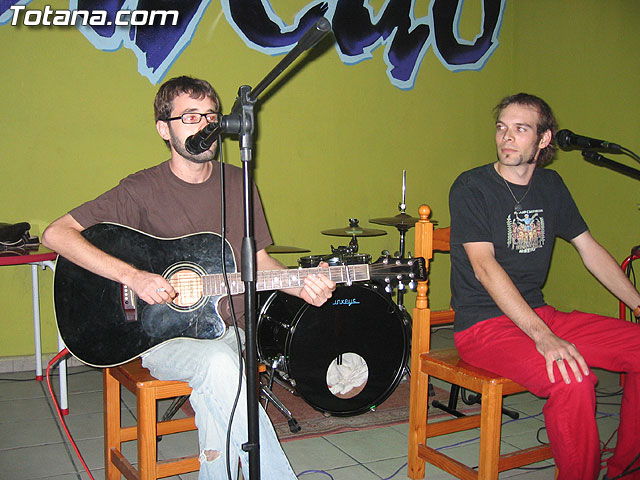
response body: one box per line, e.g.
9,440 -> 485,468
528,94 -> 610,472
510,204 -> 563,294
202,264 -> 371,296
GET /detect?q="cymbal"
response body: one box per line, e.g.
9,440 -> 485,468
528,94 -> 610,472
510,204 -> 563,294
369,213 -> 420,228
321,226 -> 387,237
265,245 -> 310,254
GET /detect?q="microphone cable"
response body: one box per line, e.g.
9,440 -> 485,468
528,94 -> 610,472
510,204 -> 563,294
217,137 -> 247,480
624,250 -> 638,323
46,348 -> 96,480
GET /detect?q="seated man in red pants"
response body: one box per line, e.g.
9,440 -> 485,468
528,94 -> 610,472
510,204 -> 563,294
449,92 -> 640,480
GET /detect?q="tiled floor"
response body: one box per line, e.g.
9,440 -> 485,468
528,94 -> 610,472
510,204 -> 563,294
0,328 -> 622,479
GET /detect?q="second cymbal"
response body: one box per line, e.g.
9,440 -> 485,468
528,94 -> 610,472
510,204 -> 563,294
265,245 -> 311,254
369,213 -> 420,228
321,226 -> 387,237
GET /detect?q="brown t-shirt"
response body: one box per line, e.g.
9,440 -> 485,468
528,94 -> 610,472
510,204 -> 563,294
69,160 -> 273,327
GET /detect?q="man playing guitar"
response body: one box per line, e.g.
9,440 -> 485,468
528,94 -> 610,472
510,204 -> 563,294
42,76 -> 336,479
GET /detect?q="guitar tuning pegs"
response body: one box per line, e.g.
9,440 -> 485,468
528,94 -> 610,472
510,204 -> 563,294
381,249 -> 390,257
385,284 -> 393,294
408,280 -> 416,290
397,282 -> 405,291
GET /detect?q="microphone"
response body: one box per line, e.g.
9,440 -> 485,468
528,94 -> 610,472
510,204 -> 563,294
556,129 -> 622,151
184,115 -> 243,155
184,121 -> 222,155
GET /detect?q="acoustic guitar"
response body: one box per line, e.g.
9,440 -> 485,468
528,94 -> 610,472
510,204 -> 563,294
53,223 -> 426,367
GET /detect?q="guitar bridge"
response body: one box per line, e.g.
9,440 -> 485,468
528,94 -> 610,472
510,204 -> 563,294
121,284 -> 137,322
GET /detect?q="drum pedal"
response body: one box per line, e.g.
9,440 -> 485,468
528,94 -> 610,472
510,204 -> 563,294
259,364 -> 302,433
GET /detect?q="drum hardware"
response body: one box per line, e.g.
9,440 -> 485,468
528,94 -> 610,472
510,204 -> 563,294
370,212 -> 420,228
264,354 -> 297,387
368,170 -> 423,380
259,355 -> 302,433
271,371 -> 297,393
320,218 -> 388,237
369,170 -> 431,309
256,214 -> 422,419
297,250 -> 372,269
260,381 -> 301,433
316,218 -> 382,273
321,218 -> 387,257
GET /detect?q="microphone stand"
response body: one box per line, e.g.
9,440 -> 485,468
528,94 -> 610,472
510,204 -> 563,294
581,150 -> 640,180
218,17 -> 332,480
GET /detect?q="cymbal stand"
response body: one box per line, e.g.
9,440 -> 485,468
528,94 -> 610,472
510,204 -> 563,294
329,219 -> 361,256
395,171 -> 408,310
393,231 -> 410,309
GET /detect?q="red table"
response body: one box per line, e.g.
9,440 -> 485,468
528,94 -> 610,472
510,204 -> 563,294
0,246 -> 68,414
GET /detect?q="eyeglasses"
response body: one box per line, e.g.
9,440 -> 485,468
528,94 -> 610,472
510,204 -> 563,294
164,112 -> 220,124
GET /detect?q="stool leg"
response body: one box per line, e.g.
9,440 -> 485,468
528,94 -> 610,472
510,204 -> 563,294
478,383 -> 502,479
138,386 -> 158,480
104,369 -> 121,480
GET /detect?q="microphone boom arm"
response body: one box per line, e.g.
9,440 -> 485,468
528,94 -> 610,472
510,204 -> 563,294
582,150 -> 640,181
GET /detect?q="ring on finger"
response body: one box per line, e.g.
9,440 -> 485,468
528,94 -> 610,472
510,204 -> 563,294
555,357 -> 563,363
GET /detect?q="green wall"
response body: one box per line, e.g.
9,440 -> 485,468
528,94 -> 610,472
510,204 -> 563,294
1,1 -> 638,358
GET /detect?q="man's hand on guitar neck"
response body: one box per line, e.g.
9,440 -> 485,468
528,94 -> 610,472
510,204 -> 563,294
297,261 -> 336,307
256,250 -> 335,307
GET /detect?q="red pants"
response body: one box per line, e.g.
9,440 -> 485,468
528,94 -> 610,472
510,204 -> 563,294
454,306 -> 640,480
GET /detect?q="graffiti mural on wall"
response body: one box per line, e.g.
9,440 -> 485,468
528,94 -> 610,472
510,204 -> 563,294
223,0 -> 506,89
1,0 -> 506,89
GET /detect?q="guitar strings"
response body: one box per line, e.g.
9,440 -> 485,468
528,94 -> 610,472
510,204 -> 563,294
169,264 -> 374,297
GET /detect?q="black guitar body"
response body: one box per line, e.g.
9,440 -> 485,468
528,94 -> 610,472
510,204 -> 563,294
54,223 -> 234,367
54,223 -> 427,367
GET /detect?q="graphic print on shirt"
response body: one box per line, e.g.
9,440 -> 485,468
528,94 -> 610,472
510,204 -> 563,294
506,209 -> 545,253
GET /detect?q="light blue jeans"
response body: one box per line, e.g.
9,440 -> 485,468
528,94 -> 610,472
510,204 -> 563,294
141,329 -> 297,480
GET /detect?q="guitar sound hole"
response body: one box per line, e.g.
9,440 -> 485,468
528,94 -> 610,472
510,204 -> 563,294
168,269 -> 203,309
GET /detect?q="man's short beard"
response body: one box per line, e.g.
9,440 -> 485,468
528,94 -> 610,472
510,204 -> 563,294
169,127 -> 217,164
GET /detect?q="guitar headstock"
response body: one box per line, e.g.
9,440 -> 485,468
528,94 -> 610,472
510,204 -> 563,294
369,255 -> 427,293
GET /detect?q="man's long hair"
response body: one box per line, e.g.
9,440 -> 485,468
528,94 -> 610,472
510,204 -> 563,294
494,93 -> 558,167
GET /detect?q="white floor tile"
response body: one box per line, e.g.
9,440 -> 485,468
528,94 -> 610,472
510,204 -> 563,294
0,328 -> 631,480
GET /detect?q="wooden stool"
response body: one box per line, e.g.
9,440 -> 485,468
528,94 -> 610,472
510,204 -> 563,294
104,358 -> 199,480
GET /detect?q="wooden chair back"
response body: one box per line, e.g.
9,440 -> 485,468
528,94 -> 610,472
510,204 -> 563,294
407,204 -> 555,479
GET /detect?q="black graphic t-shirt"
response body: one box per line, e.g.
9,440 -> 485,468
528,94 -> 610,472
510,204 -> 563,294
449,163 -> 588,332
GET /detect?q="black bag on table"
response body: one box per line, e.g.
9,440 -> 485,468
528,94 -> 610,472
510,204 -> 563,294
0,222 -> 39,251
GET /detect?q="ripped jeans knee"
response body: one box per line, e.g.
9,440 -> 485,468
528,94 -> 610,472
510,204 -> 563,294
199,449 -> 221,463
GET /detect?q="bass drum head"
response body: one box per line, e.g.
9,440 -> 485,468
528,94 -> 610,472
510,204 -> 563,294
258,284 -> 409,416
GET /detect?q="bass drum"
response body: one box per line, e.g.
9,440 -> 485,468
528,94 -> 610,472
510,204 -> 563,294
257,284 -> 409,416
